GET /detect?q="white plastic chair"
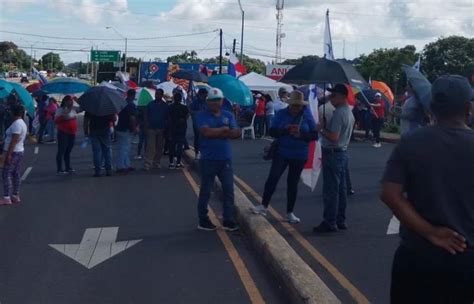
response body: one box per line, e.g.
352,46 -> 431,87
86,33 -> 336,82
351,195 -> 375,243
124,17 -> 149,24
241,114 -> 256,140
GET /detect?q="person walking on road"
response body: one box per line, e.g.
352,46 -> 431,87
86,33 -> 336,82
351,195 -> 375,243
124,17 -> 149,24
168,90 -> 189,169
36,94 -> 49,144
381,75 -> 474,304
115,89 -> 138,174
55,96 -> 78,175
0,104 -> 27,206
45,97 -> 58,144
264,95 -> 275,136
369,92 -> 385,148
189,88 -> 208,160
196,88 -> 241,232
144,89 -> 169,170
135,105 -> 146,160
84,112 -> 116,177
252,91 -> 318,224
254,94 -> 266,138
313,84 -> 355,233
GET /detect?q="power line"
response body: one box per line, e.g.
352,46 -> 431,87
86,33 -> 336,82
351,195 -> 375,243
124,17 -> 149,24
15,45 -> 220,54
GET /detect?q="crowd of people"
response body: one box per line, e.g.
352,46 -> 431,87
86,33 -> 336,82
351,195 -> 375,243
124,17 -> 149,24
0,73 -> 472,302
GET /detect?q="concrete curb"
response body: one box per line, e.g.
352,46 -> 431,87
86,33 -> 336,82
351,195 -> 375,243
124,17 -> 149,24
183,150 -> 340,304
353,130 -> 400,144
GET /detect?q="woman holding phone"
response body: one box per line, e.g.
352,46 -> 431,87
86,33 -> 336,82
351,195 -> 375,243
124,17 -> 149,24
252,91 -> 318,223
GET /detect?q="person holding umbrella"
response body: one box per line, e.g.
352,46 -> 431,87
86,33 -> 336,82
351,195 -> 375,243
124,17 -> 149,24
55,95 -> 79,175
115,89 -> 138,174
143,88 -> 169,170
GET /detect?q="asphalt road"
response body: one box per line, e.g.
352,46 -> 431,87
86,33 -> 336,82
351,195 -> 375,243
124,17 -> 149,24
228,137 -> 399,304
0,134 -> 286,304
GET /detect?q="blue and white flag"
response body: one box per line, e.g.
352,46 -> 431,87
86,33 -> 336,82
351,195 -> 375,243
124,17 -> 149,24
324,9 -> 335,60
413,56 -> 421,71
32,67 -> 48,85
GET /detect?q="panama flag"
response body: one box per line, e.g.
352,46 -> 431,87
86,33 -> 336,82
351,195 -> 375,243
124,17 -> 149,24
301,85 -> 323,191
228,53 -> 246,78
413,56 -> 421,71
32,67 -> 48,85
324,9 -> 335,60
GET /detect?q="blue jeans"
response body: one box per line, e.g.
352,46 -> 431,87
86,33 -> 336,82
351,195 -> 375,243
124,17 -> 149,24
322,150 -> 348,227
91,133 -> 112,174
115,131 -> 131,170
169,131 -> 186,164
198,159 -> 235,223
265,115 -> 274,136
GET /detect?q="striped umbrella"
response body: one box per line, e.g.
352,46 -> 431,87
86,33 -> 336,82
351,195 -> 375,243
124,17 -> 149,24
136,87 -> 155,106
78,86 -> 127,116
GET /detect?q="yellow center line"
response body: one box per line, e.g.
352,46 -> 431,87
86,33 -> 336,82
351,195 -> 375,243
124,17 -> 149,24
234,175 -> 371,304
182,168 -> 266,304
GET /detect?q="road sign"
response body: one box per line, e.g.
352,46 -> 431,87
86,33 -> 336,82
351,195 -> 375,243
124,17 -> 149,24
49,227 -> 141,269
91,50 -> 120,62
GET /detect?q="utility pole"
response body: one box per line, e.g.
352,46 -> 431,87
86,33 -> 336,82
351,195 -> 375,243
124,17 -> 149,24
219,29 -> 223,74
275,0 -> 285,64
238,0 -> 245,63
124,37 -> 128,73
232,39 -> 236,54
30,45 -> 34,74
343,40 -> 346,59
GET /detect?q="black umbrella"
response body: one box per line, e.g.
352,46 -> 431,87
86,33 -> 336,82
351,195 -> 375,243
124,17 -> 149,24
281,58 -> 368,89
402,64 -> 431,111
78,86 -> 127,116
170,69 -> 208,82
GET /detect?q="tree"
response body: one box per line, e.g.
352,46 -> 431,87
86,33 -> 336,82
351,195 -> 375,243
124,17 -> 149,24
241,55 -> 266,74
66,61 -> 88,74
41,52 -> 64,71
422,36 -> 474,82
355,45 -> 418,93
167,51 -> 202,64
0,41 -> 33,72
281,55 -> 320,65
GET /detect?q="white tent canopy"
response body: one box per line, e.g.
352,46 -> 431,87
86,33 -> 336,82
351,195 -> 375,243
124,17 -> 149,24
239,72 -> 292,93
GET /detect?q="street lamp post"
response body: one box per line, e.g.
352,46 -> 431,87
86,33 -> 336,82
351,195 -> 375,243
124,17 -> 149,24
106,26 -> 127,73
237,0 -> 244,64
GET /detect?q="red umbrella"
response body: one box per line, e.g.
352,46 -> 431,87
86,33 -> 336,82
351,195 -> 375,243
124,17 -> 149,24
126,80 -> 138,89
26,82 -> 42,93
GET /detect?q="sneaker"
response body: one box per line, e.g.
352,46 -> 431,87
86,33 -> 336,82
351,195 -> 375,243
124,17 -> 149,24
175,163 -> 184,169
57,171 -> 68,176
195,152 -> 201,160
45,140 -> 57,144
134,155 -> 143,160
67,169 -> 76,174
337,223 -> 348,230
313,222 -> 338,233
11,195 -> 20,204
198,218 -> 217,231
347,189 -> 355,196
286,213 -> 301,224
251,204 -> 267,216
169,163 -> 176,169
0,197 -> 12,205
223,220 -> 239,232
373,143 -> 382,148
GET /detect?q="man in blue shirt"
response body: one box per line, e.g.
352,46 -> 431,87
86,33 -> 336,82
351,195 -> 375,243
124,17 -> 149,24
196,88 -> 241,231
189,88 -> 208,159
144,88 -> 169,170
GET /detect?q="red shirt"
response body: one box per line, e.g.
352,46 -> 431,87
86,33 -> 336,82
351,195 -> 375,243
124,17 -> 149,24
373,100 -> 385,119
255,99 -> 265,116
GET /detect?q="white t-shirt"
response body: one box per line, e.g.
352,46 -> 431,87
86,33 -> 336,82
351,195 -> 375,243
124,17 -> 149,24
273,98 -> 288,112
4,119 -> 28,152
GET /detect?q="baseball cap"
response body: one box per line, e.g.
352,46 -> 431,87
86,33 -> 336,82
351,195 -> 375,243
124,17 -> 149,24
431,75 -> 473,107
327,84 -> 349,97
207,87 -> 224,101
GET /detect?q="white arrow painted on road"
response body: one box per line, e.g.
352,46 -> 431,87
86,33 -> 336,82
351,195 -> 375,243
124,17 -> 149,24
49,227 -> 141,269
386,216 -> 400,235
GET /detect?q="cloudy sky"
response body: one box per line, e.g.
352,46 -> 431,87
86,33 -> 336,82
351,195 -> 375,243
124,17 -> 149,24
0,0 -> 472,64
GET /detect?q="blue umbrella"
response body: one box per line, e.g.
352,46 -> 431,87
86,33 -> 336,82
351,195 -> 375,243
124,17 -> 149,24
42,77 -> 91,94
402,65 -> 431,111
208,74 -> 253,106
10,83 -> 35,116
0,79 -> 13,99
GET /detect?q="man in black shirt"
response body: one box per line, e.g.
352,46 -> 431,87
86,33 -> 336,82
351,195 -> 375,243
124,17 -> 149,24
115,89 -> 137,173
168,91 -> 189,169
381,75 -> 474,303
84,112 -> 116,177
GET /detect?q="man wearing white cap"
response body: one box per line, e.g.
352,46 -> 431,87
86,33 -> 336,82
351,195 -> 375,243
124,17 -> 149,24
369,92 -> 386,148
196,88 -> 242,231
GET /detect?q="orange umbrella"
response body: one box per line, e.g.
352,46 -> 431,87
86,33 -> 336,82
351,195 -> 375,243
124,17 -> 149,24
371,80 -> 394,104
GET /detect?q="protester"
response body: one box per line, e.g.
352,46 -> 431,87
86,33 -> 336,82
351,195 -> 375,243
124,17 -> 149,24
168,90 -> 189,169
45,97 -> 58,144
135,106 -> 146,160
36,94 -> 49,144
144,88 -> 169,170
238,106 -> 255,128
369,93 -> 386,148
84,112 -> 116,177
252,91 -> 317,223
254,94 -> 266,138
265,95 -> 275,134
400,83 -> 428,136
274,87 -> 289,112
381,75 -> 474,303
0,104 -> 27,206
189,88 -> 208,160
115,89 -> 138,174
196,88 -> 241,231
314,84 -> 355,233
55,96 -> 78,175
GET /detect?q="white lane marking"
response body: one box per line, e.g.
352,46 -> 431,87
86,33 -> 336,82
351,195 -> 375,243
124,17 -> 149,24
49,227 -> 142,269
21,167 -> 33,181
386,216 -> 400,235
34,147 -> 39,154
262,137 -> 273,142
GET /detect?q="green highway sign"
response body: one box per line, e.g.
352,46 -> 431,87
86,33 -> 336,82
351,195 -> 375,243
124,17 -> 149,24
91,50 -> 120,62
